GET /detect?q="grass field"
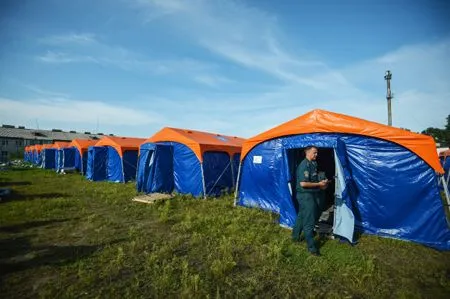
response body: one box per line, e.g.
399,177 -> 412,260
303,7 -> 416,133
1,167 -> 449,298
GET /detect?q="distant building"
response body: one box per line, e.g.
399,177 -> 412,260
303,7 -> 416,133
0,124 -> 112,162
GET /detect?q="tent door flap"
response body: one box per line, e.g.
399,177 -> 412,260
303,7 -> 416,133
333,139 -> 355,243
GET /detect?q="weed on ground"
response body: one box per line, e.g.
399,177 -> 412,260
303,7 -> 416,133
1,168 -> 449,298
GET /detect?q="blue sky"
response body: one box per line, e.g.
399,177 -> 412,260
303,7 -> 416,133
0,0 -> 449,138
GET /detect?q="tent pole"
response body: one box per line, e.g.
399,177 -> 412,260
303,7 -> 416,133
230,155 -> 235,189
441,176 -> 450,213
121,157 -> 125,184
62,149 -> 65,173
200,162 -> 207,200
233,162 -> 242,207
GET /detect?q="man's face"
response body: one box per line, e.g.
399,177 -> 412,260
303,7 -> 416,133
306,147 -> 318,161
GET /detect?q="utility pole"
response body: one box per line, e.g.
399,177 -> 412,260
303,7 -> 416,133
384,70 -> 393,126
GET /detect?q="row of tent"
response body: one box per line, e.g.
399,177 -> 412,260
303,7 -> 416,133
24,128 -> 244,196
23,109 -> 450,250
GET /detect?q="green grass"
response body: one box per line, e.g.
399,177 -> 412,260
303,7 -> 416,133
1,168 -> 449,298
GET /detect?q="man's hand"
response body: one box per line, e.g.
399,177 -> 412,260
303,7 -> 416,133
319,179 -> 328,190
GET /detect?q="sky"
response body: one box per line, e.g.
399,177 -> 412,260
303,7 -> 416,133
0,0 -> 449,138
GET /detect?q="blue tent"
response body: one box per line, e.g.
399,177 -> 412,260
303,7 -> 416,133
137,143 -> 174,193
137,127 -> 245,197
86,146 -> 108,181
85,136 -> 145,183
55,147 -> 77,172
42,148 -> 57,169
23,146 -> 30,162
32,146 -> 43,166
236,110 -> 450,250
440,151 -> 450,193
69,139 -> 98,175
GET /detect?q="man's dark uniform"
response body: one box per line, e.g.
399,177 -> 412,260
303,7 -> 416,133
292,158 -> 319,254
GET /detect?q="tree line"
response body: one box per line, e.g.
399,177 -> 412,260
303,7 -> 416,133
421,115 -> 450,147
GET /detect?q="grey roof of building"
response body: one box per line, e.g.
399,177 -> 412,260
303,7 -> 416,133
0,126 -> 107,141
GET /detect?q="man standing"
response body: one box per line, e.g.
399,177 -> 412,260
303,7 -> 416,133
292,146 -> 328,256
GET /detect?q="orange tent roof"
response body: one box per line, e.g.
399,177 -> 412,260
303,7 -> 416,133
33,144 -> 43,152
94,136 -> 146,157
41,144 -> 54,150
52,142 -> 71,149
241,109 -> 443,174
146,127 -> 246,162
69,139 -> 98,156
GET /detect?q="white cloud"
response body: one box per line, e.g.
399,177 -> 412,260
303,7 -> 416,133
37,51 -> 98,64
133,0 -> 332,89
39,33 -> 97,45
23,85 -> 69,98
0,97 -> 161,128
193,75 -> 234,87
37,33 -> 214,76
132,0 -> 450,134
18,1 -> 449,138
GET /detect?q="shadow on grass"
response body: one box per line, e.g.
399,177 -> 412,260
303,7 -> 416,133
10,168 -> 38,172
0,181 -> 32,187
0,218 -> 74,233
1,190 -> 68,202
0,238 -> 126,277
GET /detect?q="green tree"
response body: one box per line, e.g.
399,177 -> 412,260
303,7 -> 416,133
422,114 -> 450,146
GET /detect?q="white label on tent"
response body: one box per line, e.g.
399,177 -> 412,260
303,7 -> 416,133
253,156 -> 262,164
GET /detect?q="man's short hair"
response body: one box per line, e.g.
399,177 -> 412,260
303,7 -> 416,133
304,146 -> 317,153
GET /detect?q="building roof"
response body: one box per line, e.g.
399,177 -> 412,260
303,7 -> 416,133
241,109 -> 443,173
0,126 -> 106,141
146,127 -> 245,162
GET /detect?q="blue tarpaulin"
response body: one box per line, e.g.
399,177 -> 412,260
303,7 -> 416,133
86,146 -> 107,181
123,150 -> 139,182
56,148 -> 76,172
42,149 -> 57,169
164,142 -> 203,197
107,147 -> 123,182
33,150 -> 42,165
232,153 -> 241,186
203,151 -> 233,196
82,153 -> 88,175
137,142 -> 237,197
86,146 -> 138,183
237,133 -> 450,250
74,149 -> 82,172
137,143 -> 174,193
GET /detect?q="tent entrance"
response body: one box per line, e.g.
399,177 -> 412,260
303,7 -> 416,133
287,147 -> 336,233
137,144 -> 174,194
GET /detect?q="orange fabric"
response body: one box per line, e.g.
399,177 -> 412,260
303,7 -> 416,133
34,144 -> 43,153
41,144 -> 54,150
146,127 -> 245,162
51,142 -> 71,150
241,109 -> 443,174
94,136 -> 146,157
69,139 -> 98,156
